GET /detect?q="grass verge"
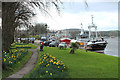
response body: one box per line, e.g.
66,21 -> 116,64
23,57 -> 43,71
34,47 -> 118,78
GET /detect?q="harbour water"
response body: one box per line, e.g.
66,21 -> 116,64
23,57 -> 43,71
104,37 -> 119,57
79,37 -> 119,57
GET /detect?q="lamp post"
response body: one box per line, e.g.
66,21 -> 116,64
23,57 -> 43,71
45,24 -> 49,41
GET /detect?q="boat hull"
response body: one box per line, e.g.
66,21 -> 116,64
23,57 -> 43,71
86,43 -> 107,51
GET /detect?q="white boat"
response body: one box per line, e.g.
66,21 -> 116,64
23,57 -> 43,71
86,15 -> 108,51
80,23 -> 88,38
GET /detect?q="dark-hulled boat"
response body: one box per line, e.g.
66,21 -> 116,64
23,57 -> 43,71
86,15 -> 107,51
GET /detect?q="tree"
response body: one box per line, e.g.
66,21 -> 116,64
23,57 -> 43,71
69,43 -> 79,54
2,1 -> 62,69
2,1 -> 62,52
34,23 -> 48,35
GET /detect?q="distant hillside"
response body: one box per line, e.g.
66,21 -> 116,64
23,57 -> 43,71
98,30 -> 119,37
84,30 -> 119,37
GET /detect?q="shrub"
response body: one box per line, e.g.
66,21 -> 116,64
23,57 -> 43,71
70,43 -> 79,54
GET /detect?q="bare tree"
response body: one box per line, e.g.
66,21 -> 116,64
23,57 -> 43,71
2,1 -> 62,69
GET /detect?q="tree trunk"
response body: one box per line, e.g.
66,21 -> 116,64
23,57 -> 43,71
69,49 -> 74,54
2,2 -> 17,70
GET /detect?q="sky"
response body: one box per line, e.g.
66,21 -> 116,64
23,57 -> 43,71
31,0 -> 118,31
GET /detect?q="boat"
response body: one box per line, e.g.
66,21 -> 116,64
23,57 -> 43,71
86,15 -> 108,51
80,23 -> 88,38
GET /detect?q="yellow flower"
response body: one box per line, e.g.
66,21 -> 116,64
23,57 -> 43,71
58,66 -> 60,68
62,70 -> 63,72
56,62 -> 59,65
47,53 -> 49,55
4,58 -> 6,62
53,62 -> 56,64
50,60 -> 53,63
52,57 -> 55,59
46,71 -> 48,73
9,61 -> 11,64
50,73 -> 52,76
44,57 -> 47,59
64,67 -> 66,69
39,62 -> 41,64
11,62 -> 12,64
40,75 -> 42,77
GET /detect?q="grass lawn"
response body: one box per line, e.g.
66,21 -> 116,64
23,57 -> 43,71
38,47 -> 118,78
2,51 -> 33,78
28,43 -> 37,49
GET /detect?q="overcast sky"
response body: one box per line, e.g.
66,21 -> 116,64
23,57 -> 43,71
31,1 -> 118,31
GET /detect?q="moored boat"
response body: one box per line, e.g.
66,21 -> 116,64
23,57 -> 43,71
86,15 -> 108,51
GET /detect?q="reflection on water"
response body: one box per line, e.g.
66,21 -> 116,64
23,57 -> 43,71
104,37 -> 119,57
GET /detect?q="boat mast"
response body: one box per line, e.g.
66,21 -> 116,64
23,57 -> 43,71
88,15 -> 98,40
80,23 -> 84,35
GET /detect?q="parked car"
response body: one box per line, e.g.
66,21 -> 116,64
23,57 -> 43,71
58,42 -> 67,49
44,41 -> 52,46
49,41 -> 58,47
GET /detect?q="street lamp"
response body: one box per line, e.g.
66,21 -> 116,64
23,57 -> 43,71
45,24 -> 49,41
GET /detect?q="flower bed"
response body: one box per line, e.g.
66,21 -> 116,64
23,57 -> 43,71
10,43 -> 32,49
3,49 -> 28,66
27,53 -> 69,78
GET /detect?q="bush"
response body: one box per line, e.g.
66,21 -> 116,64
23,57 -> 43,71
71,43 -> 79,49
70,43 -> 79,54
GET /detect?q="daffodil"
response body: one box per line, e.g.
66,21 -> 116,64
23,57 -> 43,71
39,62 -> 41,64
9,61 -> 11,64
50,73 -> 52,76
53,62 -> 56,64
4,58 -> 6,62
46,71 -> 48,73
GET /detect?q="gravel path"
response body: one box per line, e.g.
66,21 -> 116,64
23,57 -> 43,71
5,44 -> 39,79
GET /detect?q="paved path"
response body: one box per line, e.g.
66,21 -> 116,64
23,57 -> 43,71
6,44 -> 40,79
